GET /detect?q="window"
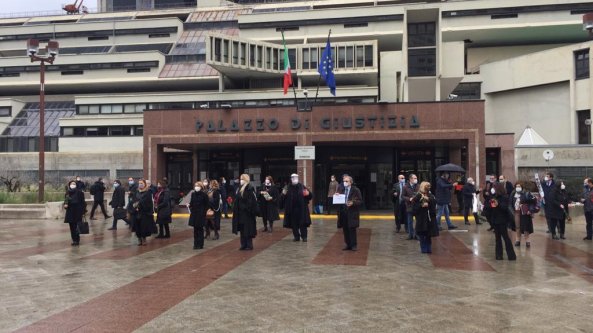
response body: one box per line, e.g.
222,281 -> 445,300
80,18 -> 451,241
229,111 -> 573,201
213,38 -> 221,62
240,43 -> 246,66
134,126 -> 143,136
223,40 -> 229,63
256,46 -> 263,68
124,104 -> 136,114
127,68 -> 151,73
149,33 -> 170,38
408,22 -> 436,48
356,46 -> 364,67
575,49 -> 590,80
89,105 -> 100,114
232,41 -> 239,65
578,110 -> 591,144
302,48 -> 310,69
408,48 -> 436,77
346,46 -> 354,68
61,70 -> 83,75
63,127 -> 74,136
249,44 -> 256,67
450,82 -> 482,100
0,106 -> 11,117
364,45 -> 373,66
338,46 -> 346,68
344,23 -> 368,28
265,47 -> 271,69
100,105 -> 112,114
111,105 -> 123,114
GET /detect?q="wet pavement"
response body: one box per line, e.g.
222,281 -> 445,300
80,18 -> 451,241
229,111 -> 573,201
1,214 -> 593,332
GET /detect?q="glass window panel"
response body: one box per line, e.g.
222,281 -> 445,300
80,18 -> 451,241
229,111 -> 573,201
100,105 -> 112,114
124,104 -> 135,113
240,43 -> 246,66
338,47 -> 346,68
78,105 -> 89,114
73,127 -> 85,136
223,40 -> 229,62
311,48 -> 318,69
135,104 -> 145,112
302,48 -> 310,69
364,45 -> 373,66
257,46 -> 263,68
356,46 -> 364,67
89,105 -> 100,114
214,38 -> 221,62
86,127 -> 98,136
63,127 -> 73,136
272,48 -> 278,70
265,47 -> 271,69
111,105 -> 123,114
232,41 -> 239,65
288,48 -> 296,70
249,44 -> 256,66
346,46 -> 354,68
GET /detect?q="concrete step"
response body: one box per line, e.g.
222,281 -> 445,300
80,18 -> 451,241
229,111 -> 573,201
0,204 -> 46,209
0,208 -> 46,219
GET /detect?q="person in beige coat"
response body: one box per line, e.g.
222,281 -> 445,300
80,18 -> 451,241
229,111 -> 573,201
326,175 -> 339,215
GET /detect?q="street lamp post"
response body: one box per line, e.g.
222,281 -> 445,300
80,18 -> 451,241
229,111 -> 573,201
27,39 -> 59,203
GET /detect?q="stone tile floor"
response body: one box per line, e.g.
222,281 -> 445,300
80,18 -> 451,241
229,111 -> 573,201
1,214 -> 592,332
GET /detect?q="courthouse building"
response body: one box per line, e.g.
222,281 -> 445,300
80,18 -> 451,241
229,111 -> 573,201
0,0 -> 591,207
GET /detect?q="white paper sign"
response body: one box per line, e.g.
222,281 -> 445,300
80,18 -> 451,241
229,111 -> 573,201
332,193 -> 346,205
370,172 -> 377,183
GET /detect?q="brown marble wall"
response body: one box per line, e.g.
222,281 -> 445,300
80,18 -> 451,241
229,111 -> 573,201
485,133 -> 516,182
144,101 -> 486,187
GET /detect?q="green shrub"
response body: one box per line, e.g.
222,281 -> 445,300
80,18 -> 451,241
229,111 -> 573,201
0,192 -> 65,204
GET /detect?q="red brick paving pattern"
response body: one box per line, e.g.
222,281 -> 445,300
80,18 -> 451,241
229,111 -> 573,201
430,232 -> 496,271
14,230 -> 291,333
530,234 -> 593,284
312,228 -> 371,266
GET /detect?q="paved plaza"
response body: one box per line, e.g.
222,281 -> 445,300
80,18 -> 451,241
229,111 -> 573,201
1,214 -> 593,333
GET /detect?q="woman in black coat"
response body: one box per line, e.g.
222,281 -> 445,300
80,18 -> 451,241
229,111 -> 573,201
155,179 -> 172,239
489,183 -> 516,260
133,179 -> 156,246
413,181 -> 439,254
547,182 -> 568,240
108,179 -> 126,230
206,179 -> 223,240
188,181 -> 209,250
282,173 -> 313,242
64,180 -> 86,246
258,176 -> 280,233
232,174 -> 258,250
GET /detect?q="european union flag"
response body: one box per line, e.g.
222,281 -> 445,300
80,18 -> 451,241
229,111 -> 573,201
318,38 -> 336,96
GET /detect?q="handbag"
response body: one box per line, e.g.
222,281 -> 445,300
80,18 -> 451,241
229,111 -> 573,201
206,209 -> 215,218
78,217 -> 90,235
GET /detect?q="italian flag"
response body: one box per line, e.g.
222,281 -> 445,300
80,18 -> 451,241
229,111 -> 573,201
282,32 -> 292,95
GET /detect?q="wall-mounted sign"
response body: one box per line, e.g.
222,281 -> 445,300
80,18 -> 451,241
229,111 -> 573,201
295,146 -> 315,160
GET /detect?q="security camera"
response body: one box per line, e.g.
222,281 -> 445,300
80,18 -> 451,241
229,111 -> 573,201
303,89 -> 309,97
447,93 -> 458,100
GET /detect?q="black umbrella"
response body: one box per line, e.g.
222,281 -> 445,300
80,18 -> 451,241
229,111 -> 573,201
435,163 -> 465,173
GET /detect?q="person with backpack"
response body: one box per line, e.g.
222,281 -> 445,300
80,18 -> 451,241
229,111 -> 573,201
90,177 -> 110,220
258,176 -> 280,233
154,179 -> 172,239
511,181 -> 537,248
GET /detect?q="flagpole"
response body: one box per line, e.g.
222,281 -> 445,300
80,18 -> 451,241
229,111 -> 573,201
281,30 -> 299,108
314,29 -> 331,105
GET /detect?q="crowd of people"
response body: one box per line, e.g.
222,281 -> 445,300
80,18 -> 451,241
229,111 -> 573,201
61,171 -> 593,259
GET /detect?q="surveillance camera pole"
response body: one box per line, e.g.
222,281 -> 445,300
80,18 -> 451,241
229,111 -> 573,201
29,50 -> 56,203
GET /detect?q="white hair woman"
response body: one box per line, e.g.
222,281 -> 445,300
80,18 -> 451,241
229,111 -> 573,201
232,174 -> 259,250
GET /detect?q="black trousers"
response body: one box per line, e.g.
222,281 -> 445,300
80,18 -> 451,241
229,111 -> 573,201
494,224 -> 516,260
158,223 -> 170,237
292,225 -> 308,240
193,224 -> 204,248
586,211 -> 593,239
342,226 -> 358,249
69,222 -> 80,243
90,201 -> 108,218
463,202 -> 480,224
557,217 -> 566,235
240,232 -> 253,249
262,218 -> 274,228
326,197 -> 335,214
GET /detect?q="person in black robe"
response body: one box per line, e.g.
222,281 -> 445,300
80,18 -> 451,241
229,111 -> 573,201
64,180 -> 86,246
337,175 -> 362,251
108,180 -> 126,230
413,181 -> 439,254
189,181 -> 209,250
258,175 -> 281,233
282,173 -> 313,242
155,179 -> 172,238
232,174 -> 258,250
490,183 -> 516,260
133,179 -> 156,246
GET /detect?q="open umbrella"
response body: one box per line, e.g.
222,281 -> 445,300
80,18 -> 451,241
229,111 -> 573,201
435,163 -> 465,173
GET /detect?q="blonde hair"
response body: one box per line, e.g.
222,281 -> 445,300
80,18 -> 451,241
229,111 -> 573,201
240,174 -> 250,195
210,179 -> 219,190
419,181 -> 431,194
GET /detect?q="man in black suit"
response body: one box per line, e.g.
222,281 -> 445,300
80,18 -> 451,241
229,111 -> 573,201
391,174 -> 407,233
337,175 -> 363,251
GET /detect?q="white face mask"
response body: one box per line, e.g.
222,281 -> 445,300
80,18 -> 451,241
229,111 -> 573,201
561,184 -> 566,190
516,187 -> 522,192
265,181 -> 271,186
544,176 -> 549,181
69,184 -> 76,190
291,178 -> 299,185
490,188 -> 496,195
203,182 -> 208,186
222,180 -> 226,184
240,180 -> 246,186
411,179 -> 418,185
113,183 -> 119,188
195,186 -> 201,192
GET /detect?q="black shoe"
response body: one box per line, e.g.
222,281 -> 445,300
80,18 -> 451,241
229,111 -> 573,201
105,215 -> 112,218
508,256 -> 517,261
406,236 -> 414,240
293,238 -> 300,242
302,238 -> 307,242
546,230 -> 550,233
155,235 -> 165,239
164,235 -> 171,239
487,227 -> 494,231
245,247 -> 253,251
560,234 -> 566,240
552,235 -> 560,240
448,225 -> 458,230
350,246 -> 357,251
476,221 -> 483,225
213,233 -> 219,240
263,227 -> 268,232
107,227 -> 117,230
193,246 -> 203,250
514,241 -> 520,247
583,237 -> 592,241
464,222 -> 470,225
496,256 -> 503,260
239,247 -> 246,251
342,246 -> 351,251
526,242 -> 531,248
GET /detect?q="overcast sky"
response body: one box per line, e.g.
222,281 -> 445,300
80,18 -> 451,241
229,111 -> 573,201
0,0 -> 97,15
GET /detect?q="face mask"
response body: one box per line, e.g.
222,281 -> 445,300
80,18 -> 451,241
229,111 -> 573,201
138,184 -> 145,189
544,176 -> 549,181
344,182 -> 351,188
561,184 -> 566,190
240,180 -> 246,186
499,179 -> 504,183
265,181 -> 271,186
195,186 -> 201,192
490,188 -> 496,195
516,187 -> 522,192
411,179 -> 418,185
399,179 -> 405,184
69,184 -> 76,190
76,178 -> 81,181
291,178 -> 299,185
113,183 -> 119,188
331,178 -> 335,182
203,182 -> 208,186
129,181 -> 134,185
222,180 -> 226,184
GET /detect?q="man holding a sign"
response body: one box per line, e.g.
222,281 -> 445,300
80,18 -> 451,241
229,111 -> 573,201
336,175 -> 363,251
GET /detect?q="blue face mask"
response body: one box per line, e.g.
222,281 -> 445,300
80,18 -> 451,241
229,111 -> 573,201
114,183 -> 119,188
128,181 -> 134,185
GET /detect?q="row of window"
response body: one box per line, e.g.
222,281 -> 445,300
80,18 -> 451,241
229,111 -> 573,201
77,104 -> 147,115
0,61 -> 159,77
61,126 -> 144,137
0,137 -> 58,152
0,27 -> 178,41
408,22 -> 437,77
210,37 -> 375,71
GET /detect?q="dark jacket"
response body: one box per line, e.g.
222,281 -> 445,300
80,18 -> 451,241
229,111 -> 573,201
232,184 -> 258,238
435,177 -> 453,205
109,186 -> 126,208
134,190 -> 155,237
75,180 -> 86,192
391,182 -> 405,205
402,183 -> 418,213
155,187 -> 172,225
126,182 -> 139,212
220,184 -> 228,203
413,192 -> 439,237
209,189 -> 222,213
258,185 -> 280,222
189,190 -> 209,228
462,183 -> 478,202
282,183 -> 313,228
64,188 -> 86,224
337,185 -> 362,229
584,187 -> 593,213
91,181 -> 106,202
542,179 -> 555,204
546,188 -> 567,220
489,194 -> 511,226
